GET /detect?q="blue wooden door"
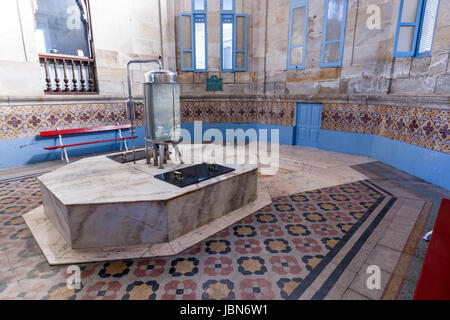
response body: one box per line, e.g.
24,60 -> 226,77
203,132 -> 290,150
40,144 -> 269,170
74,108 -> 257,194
294,103 -> 323,147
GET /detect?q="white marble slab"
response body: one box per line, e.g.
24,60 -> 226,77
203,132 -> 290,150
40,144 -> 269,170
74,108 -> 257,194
38,150 -> 257,205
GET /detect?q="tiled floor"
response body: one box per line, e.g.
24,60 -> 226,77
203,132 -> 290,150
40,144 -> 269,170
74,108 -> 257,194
0,145 -> 448,300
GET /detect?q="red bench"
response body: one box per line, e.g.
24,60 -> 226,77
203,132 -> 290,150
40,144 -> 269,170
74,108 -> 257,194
40,124 -> 137,163
414,199 -> 450,300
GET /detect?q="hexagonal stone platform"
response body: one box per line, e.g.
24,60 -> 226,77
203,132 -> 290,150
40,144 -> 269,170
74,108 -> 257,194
24,151 -> 271,265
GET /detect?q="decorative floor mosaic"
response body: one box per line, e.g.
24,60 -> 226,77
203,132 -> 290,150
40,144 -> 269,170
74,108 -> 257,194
0,173 -> 396,300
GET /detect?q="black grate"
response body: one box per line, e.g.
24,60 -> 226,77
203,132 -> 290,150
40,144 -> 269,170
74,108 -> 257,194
107,150 -> 147,163
154,163 -> 235,188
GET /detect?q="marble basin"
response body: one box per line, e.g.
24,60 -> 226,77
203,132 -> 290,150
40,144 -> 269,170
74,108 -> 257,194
38,152 -> 258,250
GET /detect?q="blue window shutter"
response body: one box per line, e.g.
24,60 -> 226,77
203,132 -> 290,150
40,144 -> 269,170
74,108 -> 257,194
234,14 -> 248,71
320,0 -> 349,68
393,0 -> 424,58
180,13 -> 194,71
287,0 -> 309,70
416,0 -> 440,57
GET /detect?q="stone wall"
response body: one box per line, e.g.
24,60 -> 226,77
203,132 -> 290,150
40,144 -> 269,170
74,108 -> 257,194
0,0 -> 448,105
172,0 -> 450,102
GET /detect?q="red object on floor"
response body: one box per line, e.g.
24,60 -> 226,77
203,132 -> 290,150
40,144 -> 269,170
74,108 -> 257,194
414,199 -> 450,300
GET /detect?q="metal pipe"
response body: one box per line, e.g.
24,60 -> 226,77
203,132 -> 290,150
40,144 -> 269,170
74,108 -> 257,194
145,138 -> 150,164
126,57 -> 163,164
158,144 -> 165,169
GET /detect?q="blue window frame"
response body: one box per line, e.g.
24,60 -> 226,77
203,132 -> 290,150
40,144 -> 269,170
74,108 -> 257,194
220,2 -> 247,72
287,0 -> 309,70
320,0 -> 349,68
180,4 -> 208,72
394,0 -> 440,58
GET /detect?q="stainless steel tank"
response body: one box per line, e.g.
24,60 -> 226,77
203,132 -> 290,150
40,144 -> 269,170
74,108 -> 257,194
143,70 -> 181,144
126,58 -> 183,168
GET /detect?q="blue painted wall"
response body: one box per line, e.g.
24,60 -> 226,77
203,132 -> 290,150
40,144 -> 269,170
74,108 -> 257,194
0,123 -> 291,168
318,129 -> 450,191
0,127 -> 147,168
318,130 -> 374,157
371,135 -> 450,191
180,122 -> 295,145
1,121 -> 448,190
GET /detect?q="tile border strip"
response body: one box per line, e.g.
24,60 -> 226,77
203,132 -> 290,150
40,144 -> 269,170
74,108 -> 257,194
321,104 -> 450,154
1,101 -> 448,154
